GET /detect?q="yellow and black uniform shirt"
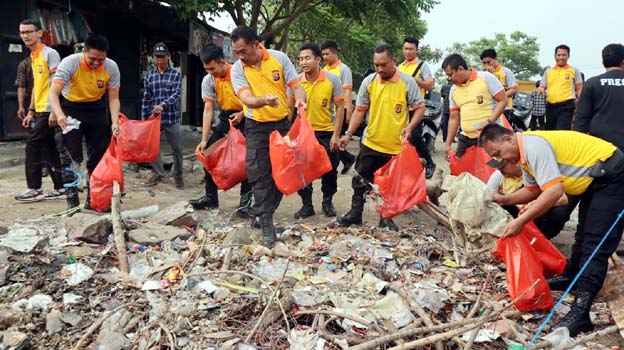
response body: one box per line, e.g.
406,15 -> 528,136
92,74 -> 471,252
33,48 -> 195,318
540,64 -> 583,104
288,70 -> 344,132
201,63 -> 244,112
490,65 -> 517,109
231,44 -> 299,122
398,58 -> 433,98
355,69 -> 425,155
449,69 -> 505,139
52,53 -> 120,103
30,44 -> 60,112
518,130 -> 617,196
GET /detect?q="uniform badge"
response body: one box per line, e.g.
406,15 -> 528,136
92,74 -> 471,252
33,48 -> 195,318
272,70 -> 281,81
97,80 -> 104,88
565,74 -> 570,80
395,104 -> 403,113
476,95 -> 484,104
38,65 -> 43,74
322,99 -> 328,108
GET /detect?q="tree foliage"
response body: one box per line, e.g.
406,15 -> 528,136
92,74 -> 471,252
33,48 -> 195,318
440,31 -> 542,80
170,0 -> 437,83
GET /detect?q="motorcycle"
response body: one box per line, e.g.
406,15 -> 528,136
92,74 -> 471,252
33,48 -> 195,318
508,91 -> 532,131
422,90 -> 442,153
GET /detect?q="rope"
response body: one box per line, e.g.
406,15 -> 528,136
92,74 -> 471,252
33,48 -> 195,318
527,207 -> 624,348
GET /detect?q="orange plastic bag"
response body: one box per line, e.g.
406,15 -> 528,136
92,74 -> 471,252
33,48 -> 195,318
196,122 -> 247,191
493,235 -> 554,312
374,141 -> 428,219
269,108 -> 332,195
449,146 -> 496,183
119,113 -> 161,163
90,137 -> 124,212
522,221 -> 567,277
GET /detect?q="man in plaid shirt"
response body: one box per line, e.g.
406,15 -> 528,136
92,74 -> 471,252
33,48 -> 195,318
141,42 -> 184,189
529,80 -> 546,130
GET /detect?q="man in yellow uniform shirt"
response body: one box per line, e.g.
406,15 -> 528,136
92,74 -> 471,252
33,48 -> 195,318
480,123 -> 624,337
289,43 -> 345,219
538,44 -> 583,130
15,18 -> 64,201
321,41 -> 357,174
337,43 -> 425,231
49,34 -> 121,211
189,45 -> 253,219
441,54 -> 507,160
480,48 -> 517,117
230,25 -> 306,248
398,37 -> 436,178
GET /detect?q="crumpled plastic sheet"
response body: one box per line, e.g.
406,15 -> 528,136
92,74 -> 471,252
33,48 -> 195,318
443,173 -> 512,251
330,290 -> 415,330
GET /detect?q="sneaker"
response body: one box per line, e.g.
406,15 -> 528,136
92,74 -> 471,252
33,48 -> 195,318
143,174 -> 163,186
174,177 -> 184,190
15,189 -> 44,202
44,188 -> 67,200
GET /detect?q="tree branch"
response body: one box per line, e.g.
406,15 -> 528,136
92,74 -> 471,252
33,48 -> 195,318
260,0 -> 321,41
234,0 -> 245,26
249,0 -> 262,28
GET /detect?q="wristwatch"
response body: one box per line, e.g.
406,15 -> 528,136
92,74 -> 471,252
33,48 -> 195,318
344,130 -> 353,138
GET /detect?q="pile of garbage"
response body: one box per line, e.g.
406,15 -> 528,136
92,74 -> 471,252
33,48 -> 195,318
0,200 -> 621,350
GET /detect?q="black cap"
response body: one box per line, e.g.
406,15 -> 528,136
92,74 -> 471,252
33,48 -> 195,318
152,42 -> 169,56
486,158 -> 506,168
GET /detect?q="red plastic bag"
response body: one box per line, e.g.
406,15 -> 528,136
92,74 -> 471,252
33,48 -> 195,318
374,141 -> 428,219
119,113 -> 161,163
90,137 -> 124,211
449,146 -> 496,183
522,221 -> 567,277
196,122 -> 247,191
493,235 -> 554,312
269,108 -> 332,195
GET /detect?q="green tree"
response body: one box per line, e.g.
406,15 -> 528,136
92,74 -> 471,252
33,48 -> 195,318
440,31 -> 542,80
170,0 -> 437,81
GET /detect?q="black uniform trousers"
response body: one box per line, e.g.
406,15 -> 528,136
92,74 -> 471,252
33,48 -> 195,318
245,117 -> 290,216
408,110 -> 434,165
352,144 -> 393,197
25,112 -> 63,189
203,111 -> 251,197
298,131 -> 339,198
564,150 -> 624,295
59,98 -> 110,184
545,99 -> 575,130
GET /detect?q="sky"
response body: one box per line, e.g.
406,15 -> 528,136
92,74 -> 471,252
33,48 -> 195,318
208,0 -> 621,79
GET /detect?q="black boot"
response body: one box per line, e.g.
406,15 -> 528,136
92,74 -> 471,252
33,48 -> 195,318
236,191 -> 254,219
295,188 -> 315,219
66,186 -> 80,212
337,192 -> 364,227
553,289 -> 595,337
548,275 -> 577,292
322,196 -> 336,217
260,213 -> 277,248
379,217 -> 399,231
191,176 -> 219,209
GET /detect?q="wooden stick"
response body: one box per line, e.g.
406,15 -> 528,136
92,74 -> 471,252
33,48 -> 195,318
112,181 -> 129,273
293,310 -> 373,329
245,259 -> 290,343
389,283 -> 444,350
72,302 -> 145,350
159,322 -> 176,350
416,200 -> 452,230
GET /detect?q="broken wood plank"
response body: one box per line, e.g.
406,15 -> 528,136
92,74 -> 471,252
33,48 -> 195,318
416,200 -> 452,230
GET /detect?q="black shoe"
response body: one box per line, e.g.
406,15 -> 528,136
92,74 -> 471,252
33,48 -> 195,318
553,289 -> 595,337
175,176 -> 184,190
548,275 -> 577,292
260,213 -> 277,248
322,199 -> 336,217
189,196 -> 218,210
294,204 -> 315,219
341,156 -> 356,175
425,162 -> 436,179
66,187 -> 81,211
236,191 -> 254,219
379,218 -> 399,231
337,193 -> 364,226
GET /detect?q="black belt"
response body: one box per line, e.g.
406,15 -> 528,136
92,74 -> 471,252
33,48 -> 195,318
591,149 -> 624,178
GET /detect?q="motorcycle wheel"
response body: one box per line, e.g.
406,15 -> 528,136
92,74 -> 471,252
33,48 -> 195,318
424,133 -> 436,153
